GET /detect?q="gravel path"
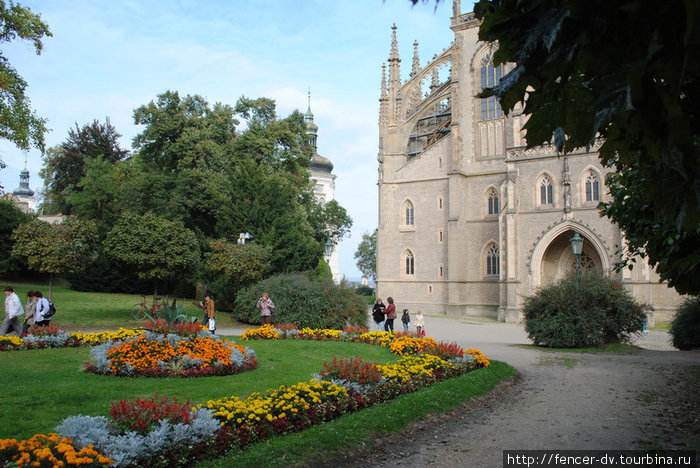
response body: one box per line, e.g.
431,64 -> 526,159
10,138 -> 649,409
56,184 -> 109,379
328,316 -> 700,468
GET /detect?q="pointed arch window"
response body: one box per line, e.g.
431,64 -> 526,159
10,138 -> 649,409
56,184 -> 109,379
403,201 -> 415,226
585,171 -> 600,202
480,64 -> 504,121
403,250 -> 415,275
539,175 -> 553,205
486,244 -> 500,276
487,188 -> 500,215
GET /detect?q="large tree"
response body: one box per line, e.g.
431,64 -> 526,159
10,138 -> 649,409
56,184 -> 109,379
11,217 -> 98,298
474,0 -> 700,295
128,91 -> 236,237
40,118 -> 129,213
103,212 -> 200,295
0,1 -> 51,172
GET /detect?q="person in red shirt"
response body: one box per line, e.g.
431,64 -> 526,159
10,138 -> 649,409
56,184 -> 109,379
384,296 -> 397,332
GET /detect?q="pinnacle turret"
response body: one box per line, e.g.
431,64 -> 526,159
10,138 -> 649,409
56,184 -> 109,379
410,40 -> 420,77
388,24 -> 401,93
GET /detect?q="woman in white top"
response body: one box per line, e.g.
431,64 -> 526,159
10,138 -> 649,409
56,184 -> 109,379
414,310 -> 425,336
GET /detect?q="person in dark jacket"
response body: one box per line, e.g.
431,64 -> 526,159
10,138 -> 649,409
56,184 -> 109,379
371,298 -> 386,331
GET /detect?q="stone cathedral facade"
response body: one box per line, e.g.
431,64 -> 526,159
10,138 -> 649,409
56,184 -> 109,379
375,2 -> 682,323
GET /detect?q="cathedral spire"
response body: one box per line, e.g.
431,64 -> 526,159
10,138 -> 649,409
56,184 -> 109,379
410,40 -> 420,77
388,24 -> 401,93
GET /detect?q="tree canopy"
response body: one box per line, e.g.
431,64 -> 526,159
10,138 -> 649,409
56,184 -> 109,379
11,217 -> 98,298
103,212 -> 200,295
0,197 -> 29,273
354,230 -> 377,281
0,1 -> 51,159
41,118 -> 129,214
33,90 -> 352,296
474,0 -> 700,295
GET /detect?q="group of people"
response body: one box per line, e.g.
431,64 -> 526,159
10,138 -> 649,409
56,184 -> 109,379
198,291 -> 275,333
1,287 -> 52,336
372,297 -> 425,335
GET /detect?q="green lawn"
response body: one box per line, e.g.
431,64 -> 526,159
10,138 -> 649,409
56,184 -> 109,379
2,281 -> 243,330
0,339 -> 400,440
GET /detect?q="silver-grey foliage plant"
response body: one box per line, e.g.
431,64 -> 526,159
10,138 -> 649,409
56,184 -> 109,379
56,409 -> 220,467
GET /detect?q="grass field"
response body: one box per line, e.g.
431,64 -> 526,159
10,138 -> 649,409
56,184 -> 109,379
0,339 -> 400,440
2,281 -> 244,330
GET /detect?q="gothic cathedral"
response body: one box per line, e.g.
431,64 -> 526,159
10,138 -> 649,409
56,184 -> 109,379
376,3 -> 682,323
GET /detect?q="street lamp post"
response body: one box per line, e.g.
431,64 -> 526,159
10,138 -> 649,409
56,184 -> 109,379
324,239 -> 333,260
570,231 -> 584,277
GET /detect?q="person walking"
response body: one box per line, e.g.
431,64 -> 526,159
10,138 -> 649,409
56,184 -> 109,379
34,291 -> 51,327
415,310 -> 425,336
256,292 -> 275,325
22,291 -> 37,335
372,298 -> 386,331
384,297 -> 397,332
401,308 -> 411,331
1,286 -> 24,336
200,293 -> 216,333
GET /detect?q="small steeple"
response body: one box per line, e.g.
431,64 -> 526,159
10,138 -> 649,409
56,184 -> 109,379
304,88 -> 314,123
410,40 -> 420,77
304,89 -> 318,151
13,156 -> 34,198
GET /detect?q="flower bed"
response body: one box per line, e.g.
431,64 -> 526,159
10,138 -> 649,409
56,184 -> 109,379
0,326 -> 142,351
0,433 -> 112,467
85,331 -> 257,378
1,324 -> 491,467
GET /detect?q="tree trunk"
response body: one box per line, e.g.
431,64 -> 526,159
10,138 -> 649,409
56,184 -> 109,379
195,279 -> 207,300
48,273 -> 54,302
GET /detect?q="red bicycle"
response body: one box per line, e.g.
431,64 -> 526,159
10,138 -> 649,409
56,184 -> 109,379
129,296 -> 163,320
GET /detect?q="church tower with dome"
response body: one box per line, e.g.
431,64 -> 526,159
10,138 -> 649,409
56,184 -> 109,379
3,160 -> 36,213
304,92 -> 341,283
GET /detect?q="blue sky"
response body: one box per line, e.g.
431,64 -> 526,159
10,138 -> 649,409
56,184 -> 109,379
0,0 -> 468,280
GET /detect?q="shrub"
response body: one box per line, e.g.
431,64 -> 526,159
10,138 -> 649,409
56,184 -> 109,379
670,296 -> 700,350
355,285 -> 374,296
522,271 -> 649,348
233,272 -> 367,329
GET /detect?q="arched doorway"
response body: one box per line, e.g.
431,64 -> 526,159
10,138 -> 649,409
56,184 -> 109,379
540,229 -> 603,286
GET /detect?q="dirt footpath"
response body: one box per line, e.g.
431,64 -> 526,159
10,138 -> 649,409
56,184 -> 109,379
334,316 -> 700,468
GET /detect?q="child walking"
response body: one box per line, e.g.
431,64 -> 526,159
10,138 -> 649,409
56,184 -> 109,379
401,309 -> 410,331
415,310 -> 425,336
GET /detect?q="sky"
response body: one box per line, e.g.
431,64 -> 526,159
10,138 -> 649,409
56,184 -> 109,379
0,0 -> 470,280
